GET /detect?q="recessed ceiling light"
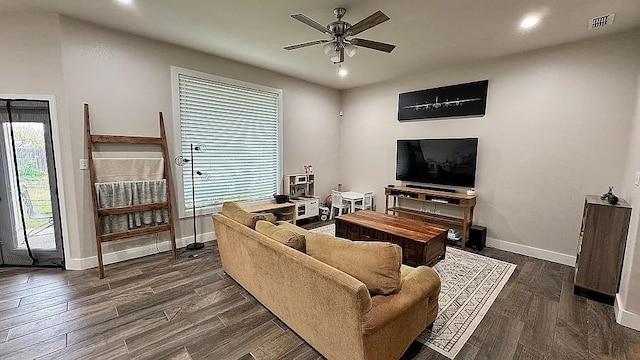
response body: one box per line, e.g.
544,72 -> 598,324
520,15 -> 541,30
116,0 -> 134,5
337,66 -> 348,77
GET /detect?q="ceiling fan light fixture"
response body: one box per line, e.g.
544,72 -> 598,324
323,43 -> 340,62
520,14 -> 541,30
337,65 -> 348,77
285,8 -> 395,64
344,44 -> 357,58
323,43 -> 334,55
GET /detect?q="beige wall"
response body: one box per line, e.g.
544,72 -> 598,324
0,13 -> 64,94
340,30 -> 640,260
619,66 -> 640,316
1,14 -> 341,261
0,13 -> 79,261
59,17 -> 341,259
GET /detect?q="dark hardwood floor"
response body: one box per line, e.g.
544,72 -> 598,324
0,240 -> 639,359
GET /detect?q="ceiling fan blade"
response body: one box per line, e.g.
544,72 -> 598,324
284,39 -> 330,50
291,14 -> 330,34
351,38 -> 396,53
346,11 -> 390,36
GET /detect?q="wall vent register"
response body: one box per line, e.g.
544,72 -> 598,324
589,13 -> 615,29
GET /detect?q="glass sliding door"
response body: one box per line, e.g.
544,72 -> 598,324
0,99 -> 64,267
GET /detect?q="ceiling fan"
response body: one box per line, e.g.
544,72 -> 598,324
284,7 -> 396,64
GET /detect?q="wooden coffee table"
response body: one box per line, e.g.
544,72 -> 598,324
335,210 -> 447,267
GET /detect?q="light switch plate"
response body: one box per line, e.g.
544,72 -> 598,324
79,158 -> 89,170
635,172 -> 640,186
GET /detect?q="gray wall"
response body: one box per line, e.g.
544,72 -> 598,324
619,67 -> 640,316
339,30 -> 640,262
1,14 -> 341,262
338,29 -> 640,325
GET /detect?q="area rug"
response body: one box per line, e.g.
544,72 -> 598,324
310,224 -> 516,359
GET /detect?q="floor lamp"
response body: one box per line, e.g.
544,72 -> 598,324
175,143 -> 205,250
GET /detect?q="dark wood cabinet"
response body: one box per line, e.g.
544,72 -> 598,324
574,195 -> 631,303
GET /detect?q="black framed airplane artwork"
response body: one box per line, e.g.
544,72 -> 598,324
398,80 -> 488,121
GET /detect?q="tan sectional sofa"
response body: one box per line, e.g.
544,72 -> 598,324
212,204 -> 441,360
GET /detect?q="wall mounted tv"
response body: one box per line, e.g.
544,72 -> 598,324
396,138 -> 478,188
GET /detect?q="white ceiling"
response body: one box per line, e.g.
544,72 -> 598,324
2,0 -> 640,89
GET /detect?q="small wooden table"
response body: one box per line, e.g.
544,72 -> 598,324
242,202 -> 296,223
335,210 -> 447,267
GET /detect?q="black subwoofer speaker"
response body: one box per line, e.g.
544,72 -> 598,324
468,225 -> 487,250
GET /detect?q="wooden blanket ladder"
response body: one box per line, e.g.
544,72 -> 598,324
84,104 -> 177,278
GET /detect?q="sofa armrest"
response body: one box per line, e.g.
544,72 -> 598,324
361,266 -> 441,334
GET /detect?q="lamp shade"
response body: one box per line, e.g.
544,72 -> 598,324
323,43 -> 335,55
344,44 -> 357,58
324,42 -> 341,62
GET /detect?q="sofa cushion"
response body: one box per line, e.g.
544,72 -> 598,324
259,212 -> 277,224
400,264 -> 414,280
221,202 -> 275,229
306,233 -> 402,295
275,221 -> 310,236
255,220 -> 306,252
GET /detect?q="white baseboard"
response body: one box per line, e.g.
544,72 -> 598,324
65,232 -> 216,270
66,232 -> 574,270
486,237 -> 576,266
615,294 -> 640,331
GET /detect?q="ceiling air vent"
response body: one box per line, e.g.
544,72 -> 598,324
589,13 -> 615,29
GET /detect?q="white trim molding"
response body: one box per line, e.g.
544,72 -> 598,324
486,237 -> 576,266
615,294 -> 640,331
65,232 -> 216,270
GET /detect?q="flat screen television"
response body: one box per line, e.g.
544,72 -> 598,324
396,138 -> 478,187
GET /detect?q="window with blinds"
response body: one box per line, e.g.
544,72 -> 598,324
171,67 -> 282,216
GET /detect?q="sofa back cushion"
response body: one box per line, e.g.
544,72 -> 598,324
221,202 -> 275,229
256,220 -> 306,252
275,221 -> 310,236
306,233 -> 402,295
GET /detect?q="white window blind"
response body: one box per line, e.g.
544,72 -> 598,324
173,68 -> 282,215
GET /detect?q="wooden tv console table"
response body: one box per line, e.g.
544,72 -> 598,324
384,186 -> 477,248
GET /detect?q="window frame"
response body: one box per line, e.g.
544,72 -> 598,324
170,66 -> 283,218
